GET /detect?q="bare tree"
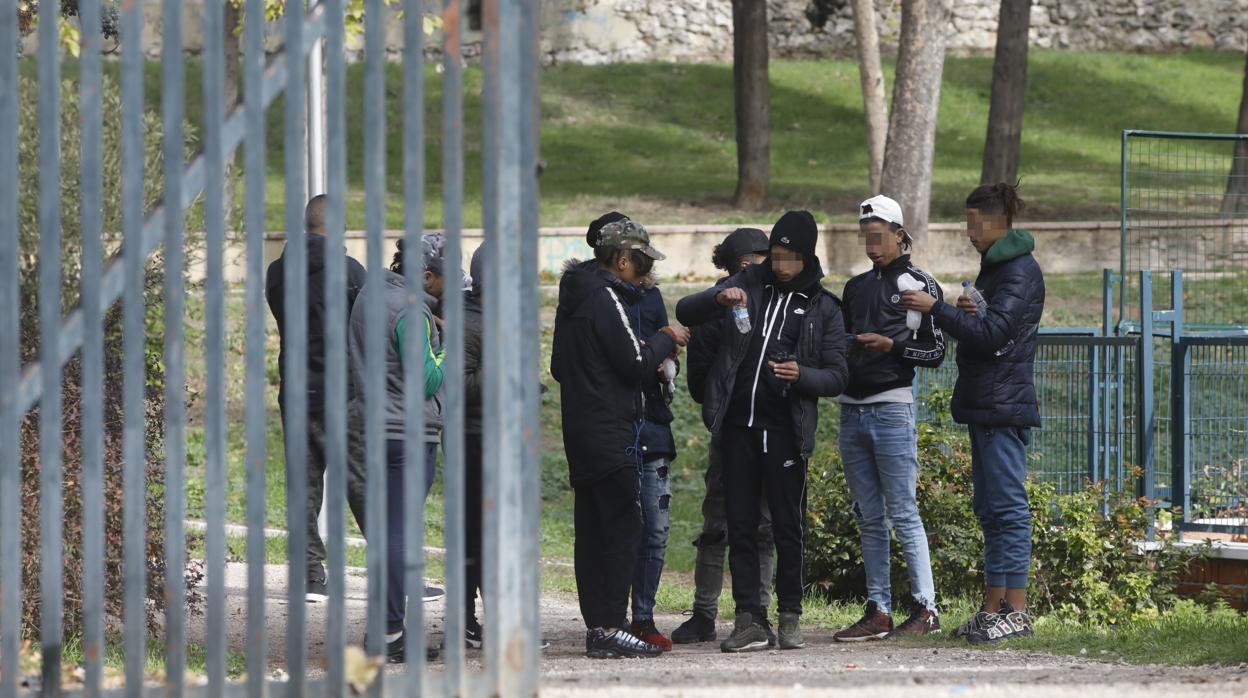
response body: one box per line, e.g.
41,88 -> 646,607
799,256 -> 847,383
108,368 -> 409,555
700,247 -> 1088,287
732,0 -> 770,209
851,0 -> 888,195
1221,50 -> 1248,216
981,0 -> 1031,185
880,0 -> 952,243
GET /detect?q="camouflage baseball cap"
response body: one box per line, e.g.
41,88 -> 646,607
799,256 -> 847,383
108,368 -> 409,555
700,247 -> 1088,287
594,219 -> 665,261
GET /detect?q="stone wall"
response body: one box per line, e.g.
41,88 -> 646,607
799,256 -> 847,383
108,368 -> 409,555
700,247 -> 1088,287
23,0 -> 1248,62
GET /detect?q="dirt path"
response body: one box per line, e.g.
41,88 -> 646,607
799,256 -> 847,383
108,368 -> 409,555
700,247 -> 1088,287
188,563 -> 1248,697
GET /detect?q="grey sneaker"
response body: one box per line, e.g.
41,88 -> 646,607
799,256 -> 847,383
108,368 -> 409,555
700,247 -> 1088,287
777,611 -> 805,650
719,612 -> 770,653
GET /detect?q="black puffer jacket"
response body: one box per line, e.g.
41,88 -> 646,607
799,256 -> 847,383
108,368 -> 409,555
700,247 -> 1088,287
930,230 -> 1045,427
841,255 -> 945,399
631,287 -> 678,462
551,260 -> 677,485
676,263 -> 849,458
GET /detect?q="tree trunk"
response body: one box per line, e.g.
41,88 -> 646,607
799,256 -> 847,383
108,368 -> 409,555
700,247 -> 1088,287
1221,50 -> 1248,216
880,0 -> 952,244
732,0 -> 769,210
851,0 -> 888,195
980,0 -> 1031,186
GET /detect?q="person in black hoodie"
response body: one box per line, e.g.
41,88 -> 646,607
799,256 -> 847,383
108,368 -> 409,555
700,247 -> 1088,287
676,210 -> 849,654
901,182 -> 1045,644
833,195 -> 945,643
671,227 -> 777,646
551,217 -> 690,659
265,194 -> 367,601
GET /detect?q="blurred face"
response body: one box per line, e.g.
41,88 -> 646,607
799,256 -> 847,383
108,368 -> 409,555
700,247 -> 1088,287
966,208 -> 1010,254
424,270 -> 445,299
770,245 -> 804,283
859,220 -> 904,268
738,253 -> 767,271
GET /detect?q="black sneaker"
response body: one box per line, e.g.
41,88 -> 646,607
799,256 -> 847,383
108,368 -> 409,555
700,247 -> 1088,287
953,608 -> 997,639
719,612 -> 770,653
967,602 -> 1033,644
372,632 -> 440,664
585,627 -> 663,659
305,576 -> 328,603
423,585 -> 445,602
466,618 -> 484,649
671,610 -> 717,644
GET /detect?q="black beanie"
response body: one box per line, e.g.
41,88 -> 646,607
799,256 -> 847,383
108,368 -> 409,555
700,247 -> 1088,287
586,211 -> 629,247
770,210 -> 819,259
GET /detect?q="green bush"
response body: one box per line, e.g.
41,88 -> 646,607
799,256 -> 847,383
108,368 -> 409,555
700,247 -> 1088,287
16,71 -> 201,643
805,389 -> 1202,622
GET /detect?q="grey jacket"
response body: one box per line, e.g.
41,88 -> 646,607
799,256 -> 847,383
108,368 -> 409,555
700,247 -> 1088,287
347,269 -> 444,443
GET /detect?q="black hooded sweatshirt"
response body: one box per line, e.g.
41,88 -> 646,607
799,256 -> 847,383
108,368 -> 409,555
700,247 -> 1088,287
551,260 -> 677,486
265,234 -> 368,412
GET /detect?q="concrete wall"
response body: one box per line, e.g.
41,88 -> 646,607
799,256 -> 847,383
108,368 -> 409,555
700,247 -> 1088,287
216,221 -> 1129,295
28,0 -> 1248,62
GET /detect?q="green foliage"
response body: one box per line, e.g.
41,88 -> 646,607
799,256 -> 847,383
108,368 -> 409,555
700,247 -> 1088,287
16,71 -> 202,643
805,387 -> 1203,624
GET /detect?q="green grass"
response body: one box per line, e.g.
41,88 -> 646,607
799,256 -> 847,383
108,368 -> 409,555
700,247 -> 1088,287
26,51 -> 1247,228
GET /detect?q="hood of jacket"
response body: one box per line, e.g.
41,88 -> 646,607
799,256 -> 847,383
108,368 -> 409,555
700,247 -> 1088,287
983,228 -> 1035,267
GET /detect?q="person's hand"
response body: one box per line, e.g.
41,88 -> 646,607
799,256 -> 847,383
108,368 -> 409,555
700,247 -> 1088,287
659,325 -> 690,347
769,360 -> 800,383
900,290 -> 936,313
854,333 -> 894,353
956,295 -> 979,315
716,287 -> 748,307
432,315 -> 446,329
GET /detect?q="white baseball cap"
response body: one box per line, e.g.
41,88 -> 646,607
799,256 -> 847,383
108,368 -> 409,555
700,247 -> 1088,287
858,195 -> 905,227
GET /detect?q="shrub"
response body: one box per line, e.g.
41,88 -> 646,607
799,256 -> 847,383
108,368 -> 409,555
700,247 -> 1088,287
16,71 -> 202,643
805,388 -> 1201,622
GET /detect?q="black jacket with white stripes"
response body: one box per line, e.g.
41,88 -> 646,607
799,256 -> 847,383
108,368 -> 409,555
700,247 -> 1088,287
840,255 -> 945,400
551,260 -> 677,486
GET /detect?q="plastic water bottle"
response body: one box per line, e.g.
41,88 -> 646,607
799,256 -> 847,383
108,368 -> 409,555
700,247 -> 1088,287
732,304 -> 751,334
962,280 -> 989,315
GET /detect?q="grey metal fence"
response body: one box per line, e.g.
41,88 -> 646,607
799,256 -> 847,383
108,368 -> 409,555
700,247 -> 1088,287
1,0 -> 542,697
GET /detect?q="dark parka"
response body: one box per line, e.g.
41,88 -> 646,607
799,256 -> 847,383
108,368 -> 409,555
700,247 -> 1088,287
266,233 -> 368,411
930,229 -> 1045,427
675,263 -> 850,457
631,287 -> 678,462
841,254 -> 946,399
551,260 -> 677,486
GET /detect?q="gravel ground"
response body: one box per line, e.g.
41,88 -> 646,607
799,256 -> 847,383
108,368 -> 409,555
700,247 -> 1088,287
187,563 -> 1248,697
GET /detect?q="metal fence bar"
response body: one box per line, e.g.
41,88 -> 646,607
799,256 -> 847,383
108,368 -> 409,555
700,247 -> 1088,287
322,0 -> 348,694
161,0 -> 189,691
400,0 -> 429,684
78,0 -> 106,694
362,1 -> 388,691
282,0 -> 310,688
1138,271 -> 1156,535
201,0 -> 228,694
440,0 -> 468,690
493,0 -> 528,692
242,0 -> 269,694
120,0 -> 150,691
1170,271 -> 1190,531
37,0 -> 65,691
0,0 -> 17,687
13,11 -> 331,419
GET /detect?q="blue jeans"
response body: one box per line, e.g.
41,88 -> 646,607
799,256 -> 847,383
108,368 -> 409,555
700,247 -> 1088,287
968,424 -> 1032,589
839,403 -> 936,613
385,439 -> 439,634
631,458 -> 671,621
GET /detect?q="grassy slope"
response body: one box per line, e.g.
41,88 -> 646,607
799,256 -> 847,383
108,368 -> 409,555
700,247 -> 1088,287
33,51 -> 1243,229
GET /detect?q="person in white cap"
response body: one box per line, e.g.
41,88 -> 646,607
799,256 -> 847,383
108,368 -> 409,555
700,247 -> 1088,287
833,194 -> 947,642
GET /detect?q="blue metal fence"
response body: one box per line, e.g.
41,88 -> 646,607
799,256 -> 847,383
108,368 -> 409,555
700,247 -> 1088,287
0,1 -> 543,697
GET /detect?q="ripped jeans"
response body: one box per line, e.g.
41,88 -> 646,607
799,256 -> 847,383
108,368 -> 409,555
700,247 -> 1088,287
631,458 -> 672,622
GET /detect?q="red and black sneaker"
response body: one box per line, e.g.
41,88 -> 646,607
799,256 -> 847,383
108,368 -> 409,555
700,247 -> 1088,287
890,601 -> 941,637
833,601 -> 893,642
630,618 -> 673,652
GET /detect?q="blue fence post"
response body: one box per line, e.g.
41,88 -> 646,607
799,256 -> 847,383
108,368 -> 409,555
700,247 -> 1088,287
0,0 -> 18,694
1170,269 -> 1189,539
1138,270 -> 1156,539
